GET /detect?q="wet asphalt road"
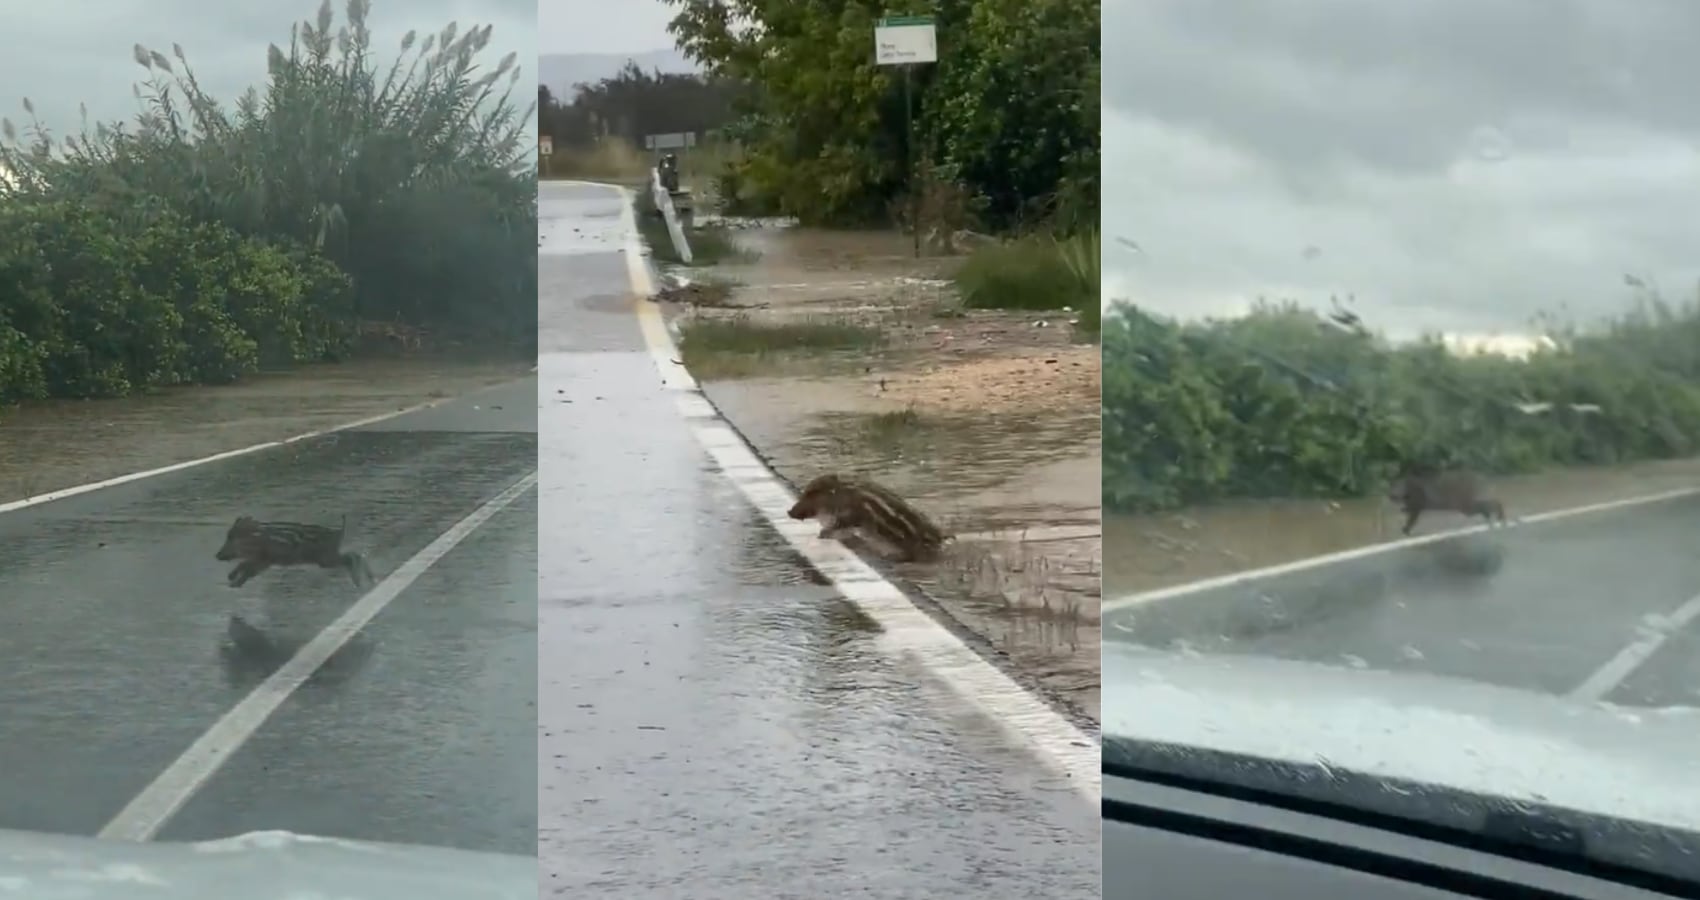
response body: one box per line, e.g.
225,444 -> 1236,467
0,378 -> 537,856
1107,495 -> 1700,708
538,181 -> 1098,899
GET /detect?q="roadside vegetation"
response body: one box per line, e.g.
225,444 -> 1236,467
955,229 -> 1101,336
537,63 -> 740,186
0,2 -> 535,406
1102,294 -> 1700,513
537,0 -> 1099,326
677,315 -> 883,379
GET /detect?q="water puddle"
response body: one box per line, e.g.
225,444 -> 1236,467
0,356 -> 530,503
657,218 -> 1103,719
908,535 -> 1101,720
1103,455 -> 1700,599
712,224 -> 949,275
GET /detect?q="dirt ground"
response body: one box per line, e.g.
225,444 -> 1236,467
0,356 -> 533,504
1104,455 -> 1700,598
654,223 -> 1103,725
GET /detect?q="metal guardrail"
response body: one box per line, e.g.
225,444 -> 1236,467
649,167 -> 693,264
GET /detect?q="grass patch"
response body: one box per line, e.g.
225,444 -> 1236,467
1056,229 -> 1102,337
689,226 -> 761,265
677,316 -> 883,378
858,407 -> 925,449
539,140 -> 649,181
954,230 -> 1100,335
811,409 -> 1054,470
809,408 -> 944,463
544,136 -> 735,187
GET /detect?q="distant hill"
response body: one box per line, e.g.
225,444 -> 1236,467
540,49 -> 698,101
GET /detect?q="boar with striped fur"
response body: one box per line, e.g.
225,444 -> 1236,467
787,473 -> 948,562
215,514 -> 377,589
1388,469 -> 1506,536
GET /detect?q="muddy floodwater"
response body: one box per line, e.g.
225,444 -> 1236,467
0,356 -> 531,503
1103,455 -> 1700,600
666,223 -> 1103,723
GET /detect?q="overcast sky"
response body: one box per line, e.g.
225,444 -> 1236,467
542,0 -> 673,54
0,1 -> 534,138
1104,0 -> 1700,340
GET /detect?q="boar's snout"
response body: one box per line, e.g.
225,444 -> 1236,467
214,538 -> 239,561
787,499 -> 814,520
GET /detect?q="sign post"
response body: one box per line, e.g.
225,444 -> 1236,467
875,15 -> 937,259
643,132 -> 698,152
537,134 -> 553,178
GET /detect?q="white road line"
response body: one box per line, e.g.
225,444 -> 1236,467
1568,593 -> 1700,702
1104,485 -> 1700,613
98,471 -> 538,842
596,183 -> 1099,803
0,375 -> 537,516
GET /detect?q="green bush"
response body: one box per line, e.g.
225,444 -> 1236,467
0,201 -> 350,404
1101,297 -> 1700,513
664,0 -> 1097,234
0,1 -> 535,404
954,231 -> 1099,333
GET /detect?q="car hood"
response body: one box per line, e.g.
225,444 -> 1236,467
1103,642 -> 1700,834
0,828 -> 535,900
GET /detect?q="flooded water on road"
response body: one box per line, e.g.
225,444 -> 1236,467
1103,455 -> 1700,600
539,180 -> 1100,893
705,221 -> 944,275
0,356 -> 531,503
672,221 -> 1103,722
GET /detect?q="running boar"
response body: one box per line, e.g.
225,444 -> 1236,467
787,473 -> 948,562
215,515 -> 378,589
1388,470 -> 1507,536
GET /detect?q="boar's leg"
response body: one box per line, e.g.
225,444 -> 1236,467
1401,505 -> 1422,536
227,560 -> 268,587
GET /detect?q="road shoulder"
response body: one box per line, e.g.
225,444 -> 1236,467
624,190 -> 1102,726
0,356 -> 533,507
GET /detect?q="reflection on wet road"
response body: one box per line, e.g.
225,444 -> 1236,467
0,379 -> 538,856
538,181 -> 1098,898
1106,494 -> 1700,708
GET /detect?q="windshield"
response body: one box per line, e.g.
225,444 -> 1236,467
1103,0 -> 1700,888
0,0 -> 538,875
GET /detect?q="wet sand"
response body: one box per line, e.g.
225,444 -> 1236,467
0,356 -> 533,503
662,224 -> 1103,723
1104,456 -> 1700,598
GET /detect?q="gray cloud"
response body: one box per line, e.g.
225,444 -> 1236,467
542,0 -> 675,54
0,1 -> 534,137
1104,0 -> 1700,339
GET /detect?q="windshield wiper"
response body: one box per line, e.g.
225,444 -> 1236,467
1104,736 -> 1700,897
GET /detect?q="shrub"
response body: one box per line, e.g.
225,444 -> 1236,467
0,1 -> 536,403
955,231 -> 1099,332
0,201 -> 349,403
1101,297 -> 1700,512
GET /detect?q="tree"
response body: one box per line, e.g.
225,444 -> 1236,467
661,0 -> 1098,231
